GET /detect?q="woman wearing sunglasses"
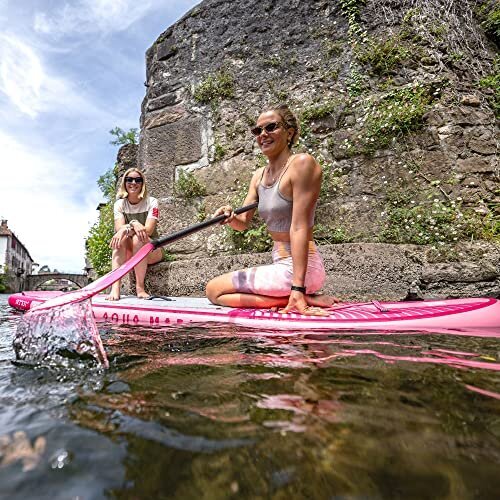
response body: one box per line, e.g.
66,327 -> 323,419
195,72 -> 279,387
206,104 -> 340,315
107,168 -> 163,300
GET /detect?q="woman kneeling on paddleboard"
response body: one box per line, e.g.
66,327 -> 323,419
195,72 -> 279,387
206,104 -> 340,316
107,168 -> 163,300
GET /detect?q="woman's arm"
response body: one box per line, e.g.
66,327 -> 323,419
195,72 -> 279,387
213,168 -> 262,231
289,154 -> 321,285
282,154 -> 322,313
110,213 -> 130,250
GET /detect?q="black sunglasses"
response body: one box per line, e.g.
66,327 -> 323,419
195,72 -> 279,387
125,176 -> 143,184
250,121 -> 283,137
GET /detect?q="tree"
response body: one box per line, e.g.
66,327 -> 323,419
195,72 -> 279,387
109,127 -> 139,146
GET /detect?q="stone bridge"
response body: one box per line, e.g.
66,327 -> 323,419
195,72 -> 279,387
27,273 -> 89,290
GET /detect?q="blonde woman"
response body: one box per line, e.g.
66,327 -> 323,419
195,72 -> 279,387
206,104 -> 340,315
107,168 -> 163,300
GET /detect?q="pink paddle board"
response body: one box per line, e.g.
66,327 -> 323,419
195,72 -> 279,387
8,291 -> 500,334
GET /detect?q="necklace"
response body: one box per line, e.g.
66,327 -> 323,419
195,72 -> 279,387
266,156 -> 292,185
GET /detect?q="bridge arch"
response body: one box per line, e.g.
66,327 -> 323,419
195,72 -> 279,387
27,273 -> 89,291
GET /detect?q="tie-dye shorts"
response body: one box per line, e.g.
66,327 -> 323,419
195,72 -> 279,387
231,241 -> 325,297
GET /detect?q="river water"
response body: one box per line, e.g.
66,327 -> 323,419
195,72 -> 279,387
1,293 -> 499,499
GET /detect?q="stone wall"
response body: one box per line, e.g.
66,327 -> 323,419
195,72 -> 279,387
121,0 -> 499,298
124,240 -> 499,300
137,0 -> 497,258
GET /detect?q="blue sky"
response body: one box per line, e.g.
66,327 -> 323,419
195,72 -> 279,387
0,0 -> 200,273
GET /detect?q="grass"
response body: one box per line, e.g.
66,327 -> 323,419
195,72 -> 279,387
174,170 -> 207,200
193,71 -> 235,104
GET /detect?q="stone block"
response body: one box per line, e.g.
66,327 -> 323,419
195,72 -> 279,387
157,38 -> 178,60
144,105 -> 188,129
460,95 -> 481,107
146,92 -> 182,113
173,118 -> 203,165
421,262 -> 497,283
456,157 -> 495,173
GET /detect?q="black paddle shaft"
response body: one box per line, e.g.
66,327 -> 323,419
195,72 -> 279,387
152,202 -> 258,249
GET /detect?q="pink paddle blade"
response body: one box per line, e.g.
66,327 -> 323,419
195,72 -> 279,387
31,242 -> 155,312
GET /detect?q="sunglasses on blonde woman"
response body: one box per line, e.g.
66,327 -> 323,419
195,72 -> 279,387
125,177 -> 143,184
250,121 -> 283,137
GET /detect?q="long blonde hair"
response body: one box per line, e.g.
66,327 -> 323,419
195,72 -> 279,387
116,168 -> 148,200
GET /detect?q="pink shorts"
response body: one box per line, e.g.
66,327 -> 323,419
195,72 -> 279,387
231,241 -> 325,297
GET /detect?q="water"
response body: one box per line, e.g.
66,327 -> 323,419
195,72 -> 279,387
1,294 -> 499,499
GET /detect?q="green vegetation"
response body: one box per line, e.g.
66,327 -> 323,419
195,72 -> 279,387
323,40 -> 344,57
213,142 -> 226,161
477,1 -> 500,44
225,183 -> 272,253
0,266 -> 7,293
174,170 -> 207,200
86,163 -> 117,277
193,71 -> 235,104
346,67 -> 366,96
339,0 -> 367,43
357,36 -> 412,76
319,162 -> 346,201
301,100 -> 339,122
362,83 -> 436,152
478,56 -> 499,117
227,223 -> 273,253
314,224 -> 354,244
379,186 -> 498,245
109,127 -> 139,146
86,202 -> 114,276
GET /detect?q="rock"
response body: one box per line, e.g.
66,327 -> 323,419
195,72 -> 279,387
421,262 -> 497,283
460,95 -> 481,107
456,157 -> 495,173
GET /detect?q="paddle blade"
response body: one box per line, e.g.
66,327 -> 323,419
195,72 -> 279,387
31,242 -> 155,311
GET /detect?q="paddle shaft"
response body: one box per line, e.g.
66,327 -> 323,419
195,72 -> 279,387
30,203 -> 258,311
152,202 -> 258,249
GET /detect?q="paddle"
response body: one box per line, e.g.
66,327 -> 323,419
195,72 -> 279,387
31,202 -> 258,312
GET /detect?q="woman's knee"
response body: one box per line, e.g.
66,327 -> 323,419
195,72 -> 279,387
205,278 -> 219,303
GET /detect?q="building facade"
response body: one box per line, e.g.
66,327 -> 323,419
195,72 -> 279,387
0,220 -> 34,292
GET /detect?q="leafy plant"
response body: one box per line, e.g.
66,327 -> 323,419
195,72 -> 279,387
109,127 -> 139,146
357,36 -> 412,76
213,142 -> 226,161
174,170 -> 207,200
86,203 -> 114,276
379,187 -> 496,245
193,71 -> 235,104
361,83 -> 436,152
314,224 -> 354,244
301,100 -> 339,122
0,266 -> 7,293
478,56 -> 499,117
477,1 -> 500,44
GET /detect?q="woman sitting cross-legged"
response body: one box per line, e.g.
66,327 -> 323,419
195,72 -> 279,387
107,168 -> 163,300
206,104 -> 340,316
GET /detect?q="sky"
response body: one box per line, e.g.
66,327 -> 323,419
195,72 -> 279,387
0,0 -> 200,273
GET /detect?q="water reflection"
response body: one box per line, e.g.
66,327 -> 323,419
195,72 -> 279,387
1,296 -> 500,499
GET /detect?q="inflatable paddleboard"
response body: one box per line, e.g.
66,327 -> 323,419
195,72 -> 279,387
8,291 -> 500,333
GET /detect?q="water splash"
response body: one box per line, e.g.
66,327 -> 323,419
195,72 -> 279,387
13,300 -> 109,369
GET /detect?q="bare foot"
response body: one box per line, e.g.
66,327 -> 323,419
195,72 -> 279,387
136,291 -> 150,299
306,294 -> 341,308
106,291 -> 121,301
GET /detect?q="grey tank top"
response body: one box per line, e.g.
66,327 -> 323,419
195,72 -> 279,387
257,159 -> 315,232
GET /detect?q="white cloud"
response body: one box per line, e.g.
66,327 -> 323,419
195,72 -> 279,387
0,130 -> 101,272
0,33 -> 121,124
34,0 -> 154,37
0,35 -> 43,118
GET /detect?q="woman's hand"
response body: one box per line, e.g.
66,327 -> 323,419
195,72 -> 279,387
131,221 -> 148,242
110,226 -> 129,250
212,205 -> 234,225
279,291 -> 331,317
